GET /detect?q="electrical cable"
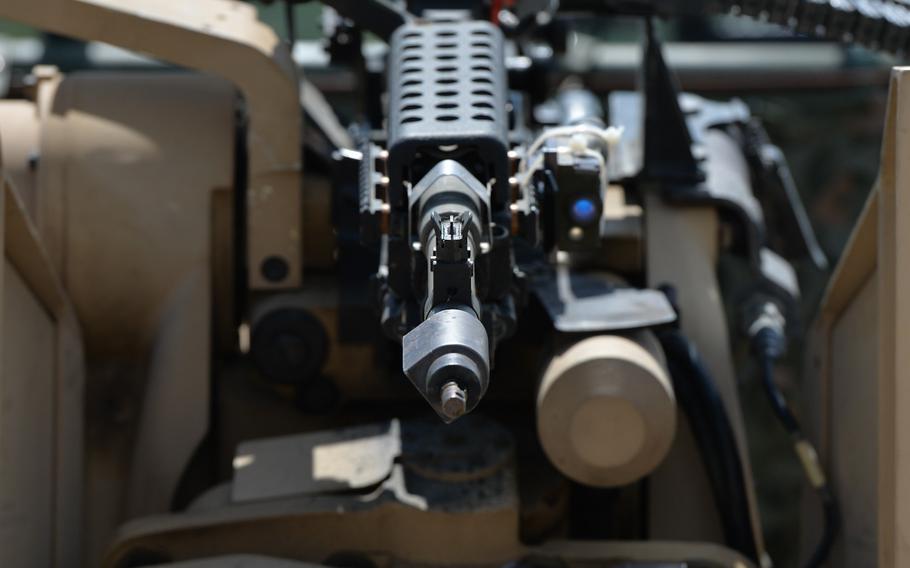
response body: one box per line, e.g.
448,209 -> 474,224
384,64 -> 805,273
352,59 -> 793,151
656,325 -> 761,563
749,303 -> 840,568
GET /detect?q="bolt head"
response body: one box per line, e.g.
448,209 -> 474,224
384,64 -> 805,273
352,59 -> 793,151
440,382 -> 467,420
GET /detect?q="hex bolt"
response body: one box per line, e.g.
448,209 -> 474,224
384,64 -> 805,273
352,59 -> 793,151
440,382 -> 467,420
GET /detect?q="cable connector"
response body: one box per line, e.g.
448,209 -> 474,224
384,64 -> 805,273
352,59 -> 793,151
746,300 -> 787,361
743,297 -> 839,568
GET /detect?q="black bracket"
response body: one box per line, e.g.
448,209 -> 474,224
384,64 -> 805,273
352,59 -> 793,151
640,18 -> 704,185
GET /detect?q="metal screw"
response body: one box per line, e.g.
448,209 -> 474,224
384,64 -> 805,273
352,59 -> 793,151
440,382 -> 467,420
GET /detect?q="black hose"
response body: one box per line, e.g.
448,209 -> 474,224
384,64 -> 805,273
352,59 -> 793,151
752,326 -> 840,568
656,327 -> 761,563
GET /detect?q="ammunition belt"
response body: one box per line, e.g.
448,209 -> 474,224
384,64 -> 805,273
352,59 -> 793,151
710,0 -> 910,55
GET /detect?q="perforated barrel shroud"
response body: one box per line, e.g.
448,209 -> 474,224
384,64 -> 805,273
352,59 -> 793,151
386,20 -> 510,211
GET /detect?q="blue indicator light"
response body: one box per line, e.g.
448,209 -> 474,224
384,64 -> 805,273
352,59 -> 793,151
570,198 -> 598,224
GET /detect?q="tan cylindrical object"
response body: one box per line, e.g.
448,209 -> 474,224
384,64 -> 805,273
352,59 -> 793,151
537,332 -> 676,487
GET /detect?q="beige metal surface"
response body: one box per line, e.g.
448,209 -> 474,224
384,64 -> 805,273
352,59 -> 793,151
0,171 -> 86,567
37,72 -> 232,354
537,332 -> 676,487
805,67 -> 910,567
874,66 -> 910,568
805,190 -> 879,567
5,71 -> 234,564
0,260 -> 56,567
536,540 -> 757,567
829,272 -> 877,566
645,194 -> 766,557
105,419 -> 755,568
0,101 -> 40,217
232,420 -> 402,502
105,503 -> 755,568
127,264 -> 211,517
0,0 -> 303,289
106,475 -> 522,567
157,557 -> 325,568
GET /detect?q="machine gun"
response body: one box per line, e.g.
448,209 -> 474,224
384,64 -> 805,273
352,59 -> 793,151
352,3 -> 818,432
359,19 -> 515,421
345,3 -> 835,564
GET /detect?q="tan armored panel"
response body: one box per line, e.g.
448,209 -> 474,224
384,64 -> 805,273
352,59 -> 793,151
804,67 -> 910,567
537,332 -> 676,487
0,174 -> 85,568
0,0 -> 303,290
37,72 -> 233,354
3,71 -> 236,563
0,101 -> 40,215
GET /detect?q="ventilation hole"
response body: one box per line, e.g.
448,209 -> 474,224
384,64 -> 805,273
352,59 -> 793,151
436,53 -> 457,61
401,91 -> 421,99
403,31 -> 421,39
402,67 -> 421,74
472,114 -> 494,121
472,101 -> 494,109
436,77 -> 458,85
436,42 -> 457,49
402,43 -> 420,51
436,66 -> 457,73
471,64 -> 492,73
402,55 -> 421,63
438,30 -> 457,37
436,114 -> 458,122
437,90 -> 458,97
436,102 -> 457,110
471,41 -> 492,49
472,77 -> 493,85
401,103 -> 422,112
401,116 -> 422,124
471,29 -> 490,37
472,89 -> 494,97
402,79 -> 421,87
472,53 -> 493,61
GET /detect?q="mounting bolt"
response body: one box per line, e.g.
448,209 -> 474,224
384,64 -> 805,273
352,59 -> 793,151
374,149 -> 389,175
440,382 -> 467,420
508,150 -> 520,174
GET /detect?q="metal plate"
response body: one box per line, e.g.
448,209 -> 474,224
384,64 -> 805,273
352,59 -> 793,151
232,420 -> 401,503
532,269 -> 676,333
